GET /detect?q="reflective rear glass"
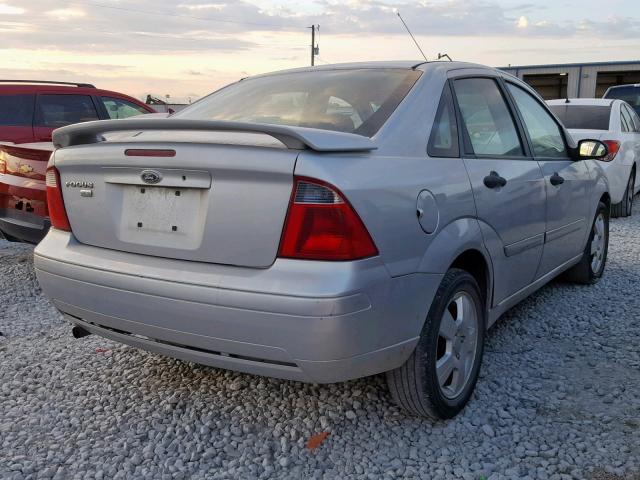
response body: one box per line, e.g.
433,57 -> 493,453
175,69 -> 422,137
549,105 -> 611,130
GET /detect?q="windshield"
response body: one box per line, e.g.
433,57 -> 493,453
549,105 -> 611,130
604,86 -> 640,115
175,69 -> 422,137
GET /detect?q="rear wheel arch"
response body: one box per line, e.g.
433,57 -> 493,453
449,249 -> 491,311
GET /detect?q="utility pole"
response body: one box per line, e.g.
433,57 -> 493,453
309,25 -> 319,66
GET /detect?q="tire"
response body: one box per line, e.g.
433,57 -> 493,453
563,201 -> 609,284
611,171 -> 634,218
0,230 -> 20,242
386,268 -> 485,420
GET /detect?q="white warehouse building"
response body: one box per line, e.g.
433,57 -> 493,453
500,60 -> 640,100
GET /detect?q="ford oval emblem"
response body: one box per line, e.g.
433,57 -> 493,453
141,169 -> 162,184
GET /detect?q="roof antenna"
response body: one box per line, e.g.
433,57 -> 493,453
395,10 -> 427,62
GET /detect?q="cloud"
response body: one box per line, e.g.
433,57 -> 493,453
45,8 -> 86,20
0,2 -> 23,14
517,16 -> 529,28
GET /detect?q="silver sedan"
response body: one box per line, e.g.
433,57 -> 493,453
36,61 -> 611,419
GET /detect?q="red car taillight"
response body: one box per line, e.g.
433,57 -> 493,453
602,140 -> 621,161
278,177 -> 378,261
45,167 -> 71,232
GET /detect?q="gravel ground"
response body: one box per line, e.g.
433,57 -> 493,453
1,209 -> 640,480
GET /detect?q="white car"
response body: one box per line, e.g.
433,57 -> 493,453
548,98 -> 640,217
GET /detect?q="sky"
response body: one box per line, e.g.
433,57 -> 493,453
0,0 -> 638,103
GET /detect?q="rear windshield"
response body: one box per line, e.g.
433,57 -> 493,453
174,69 -> 422,137
548,105 -> 611,130
604,86 -> 640,115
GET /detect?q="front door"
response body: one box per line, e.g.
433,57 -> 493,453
451,76 -> 546,305
504,82 -> 591,276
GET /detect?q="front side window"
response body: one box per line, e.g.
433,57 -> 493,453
0,95 -> 34,126
36,94 -> 99,128
507,84 -> 567,158
175,69 -> 422,137
101,97 -> 149,119
453,78 -> 524,157
428,84 -> 459,158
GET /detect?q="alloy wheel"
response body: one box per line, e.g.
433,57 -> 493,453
627,175 -> 634,214
590,213 -> 606,273
436,291 -> 479,399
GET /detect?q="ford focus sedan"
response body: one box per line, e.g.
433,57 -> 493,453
35,62 -> 611,419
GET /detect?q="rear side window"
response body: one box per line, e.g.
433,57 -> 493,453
101,97 -> 149,119
627,105 -> 640,132
0,94 -> 34,126
36,94 -> 99,128
621,104 -> 638,133
428,84 -> 459,158
548,105 -> 611,130
507,84 -> 568,158
453,78 -> 524,157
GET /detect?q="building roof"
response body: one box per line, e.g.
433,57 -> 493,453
500,60 -> 640,71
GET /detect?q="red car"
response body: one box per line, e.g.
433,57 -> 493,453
0,80 -> 155,242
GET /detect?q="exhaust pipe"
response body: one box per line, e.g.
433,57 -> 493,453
72,326 -> 91,339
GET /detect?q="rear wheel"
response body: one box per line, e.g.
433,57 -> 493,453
0,230 -> 20,242
386,269 -> 485,419
563,201 -> 609,284
611,171 -> 634,218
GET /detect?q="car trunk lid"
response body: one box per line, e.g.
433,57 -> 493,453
53,139 -> 298,268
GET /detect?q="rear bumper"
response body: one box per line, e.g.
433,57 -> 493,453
0,208 -> 49,243
35,230 -> 442,383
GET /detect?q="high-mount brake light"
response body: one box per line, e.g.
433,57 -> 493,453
278,177 -> 378,261
45,167 -> 71,231
124,149 -> 176,157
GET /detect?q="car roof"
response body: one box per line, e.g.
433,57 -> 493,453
607,83 -> 640,90
247,60 -> 494,79
0,83 -> 149,104
547,98 -> 616,107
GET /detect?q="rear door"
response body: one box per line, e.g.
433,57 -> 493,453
0,94 -> 35,143
621,103 -> 640,193
505,82 -> 591,277
623,104 -> 640,193
34,93 -> 100,142
450,74 -> 546,304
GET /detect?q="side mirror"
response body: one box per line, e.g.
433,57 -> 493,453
576,139 -> 609,161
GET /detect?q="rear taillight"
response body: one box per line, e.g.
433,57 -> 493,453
602,140 -> 621,161
278,177 -> 378,261
45,167 -> 71,232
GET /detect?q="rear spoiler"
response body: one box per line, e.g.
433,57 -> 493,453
52,119 -> 377,153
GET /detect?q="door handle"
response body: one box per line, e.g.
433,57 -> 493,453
483,171 -> 507,189
550,173 -> 565,186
